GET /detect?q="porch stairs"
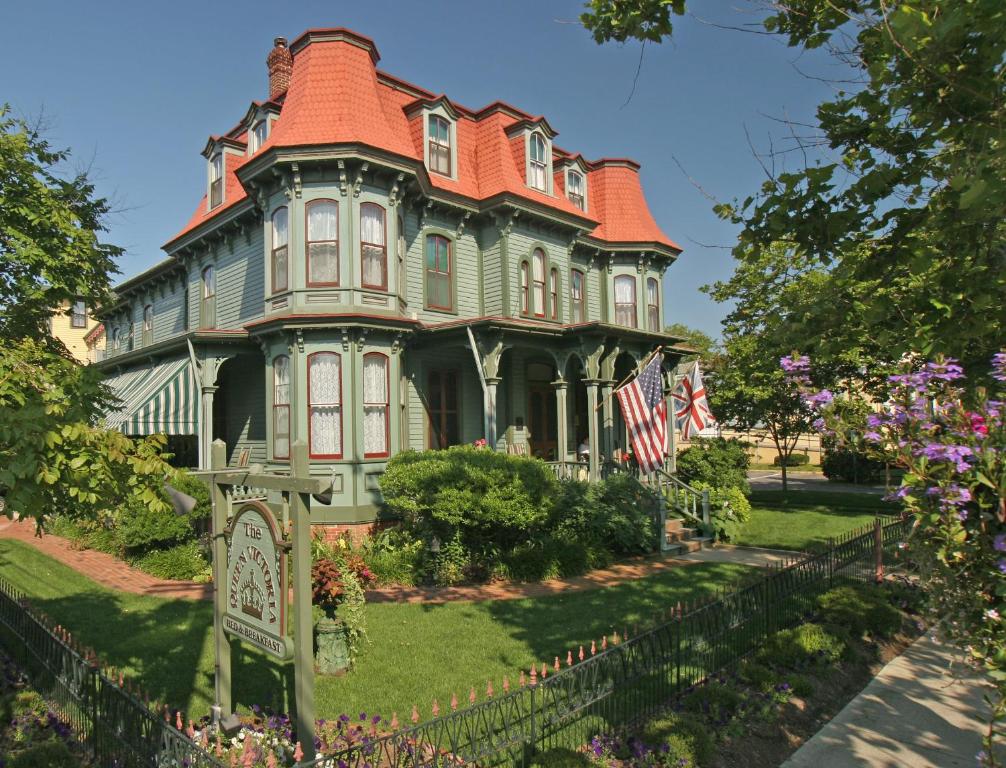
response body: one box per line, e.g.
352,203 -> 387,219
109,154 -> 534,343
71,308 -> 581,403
663,517 -> 712,555
654,469 -> 714,555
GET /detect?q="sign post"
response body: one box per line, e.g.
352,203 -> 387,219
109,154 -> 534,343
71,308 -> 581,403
205,439 -> 328,762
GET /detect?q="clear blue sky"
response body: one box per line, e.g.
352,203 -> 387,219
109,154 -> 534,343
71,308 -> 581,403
4,1 -> 836,339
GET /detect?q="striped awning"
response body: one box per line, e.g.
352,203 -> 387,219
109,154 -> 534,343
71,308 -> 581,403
103,357 -> 198,436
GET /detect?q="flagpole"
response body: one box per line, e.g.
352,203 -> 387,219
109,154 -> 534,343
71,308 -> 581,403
593,345 -> 663,412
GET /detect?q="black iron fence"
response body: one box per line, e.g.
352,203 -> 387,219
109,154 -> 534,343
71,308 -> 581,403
0,574 -> 223,768
301,515 -> 913,768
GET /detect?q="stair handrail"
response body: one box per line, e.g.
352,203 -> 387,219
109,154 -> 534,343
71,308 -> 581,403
654,469 -> 711,530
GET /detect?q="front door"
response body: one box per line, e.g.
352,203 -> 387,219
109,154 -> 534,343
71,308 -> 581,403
527,384 -> 557,459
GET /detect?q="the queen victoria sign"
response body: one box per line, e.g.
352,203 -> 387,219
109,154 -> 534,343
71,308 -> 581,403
224,500 -> 290,659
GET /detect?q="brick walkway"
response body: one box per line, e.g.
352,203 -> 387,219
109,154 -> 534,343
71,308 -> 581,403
0,518 -> 757,604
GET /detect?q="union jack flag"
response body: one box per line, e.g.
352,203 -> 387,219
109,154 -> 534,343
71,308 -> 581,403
672,362 -> 715,440
615,353 -> 667,474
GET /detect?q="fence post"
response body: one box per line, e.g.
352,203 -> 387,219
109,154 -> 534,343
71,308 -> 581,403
874,518 -> 884,584
828,537 -> 835,586
528,683 -> 538,762
89,661 -> 100,760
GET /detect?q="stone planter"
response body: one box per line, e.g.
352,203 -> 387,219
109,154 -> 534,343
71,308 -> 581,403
314,615 -> 350,675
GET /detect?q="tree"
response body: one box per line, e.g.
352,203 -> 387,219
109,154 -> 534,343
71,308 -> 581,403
0,108 -> 175,528
0,106 -> 120,344
582,0 -> 1006,386
664,322 -> 718,366
705,334 -> 816,493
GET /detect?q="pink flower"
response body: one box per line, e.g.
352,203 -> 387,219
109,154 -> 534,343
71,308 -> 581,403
969,412 -> 989,437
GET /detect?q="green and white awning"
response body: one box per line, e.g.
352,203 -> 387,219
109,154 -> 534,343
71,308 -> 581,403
103,357 -> 198,436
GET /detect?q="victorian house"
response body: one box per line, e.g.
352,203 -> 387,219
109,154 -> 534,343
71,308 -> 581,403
96,28 -> 688,526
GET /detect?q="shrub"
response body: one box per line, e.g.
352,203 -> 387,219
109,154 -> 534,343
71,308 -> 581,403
692,483 -> 751,542
640,712 -> 714,766
9,739 -> 78,768
530,747 -> 592,767
380,447 -> 556,556
816,584 -> 902,638
360,529 -> 425,586
773,453 -> 810,466
115,469 -> 209,552
675,437 -> 751,493
757,623 -> 847,668
584,475 -> 659,555
132,541 -> 210,581
738,661 -> 776,692
821,445 -> 886,484
680,680 -> 744,722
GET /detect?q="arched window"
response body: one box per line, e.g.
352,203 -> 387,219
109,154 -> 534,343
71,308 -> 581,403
614,275 -> 637,328
200,266 -> 216,328
361,203 -> 387,290
272,207 -> 289,293
428,115 -> 451,176
425,234 -> 452,311
142,304 -> 153,346
308,352 -> 342,458
273,355 -> 290,460
532,249 -> 546,317
520,262 -> 530,315
647,277 -> 660,332
306,200 -> 339,286
528,133 -> 547,191
550,268 -> 559,320
567,170 -> 585,210
363,353 -> 390,458
570,269 -> 585,323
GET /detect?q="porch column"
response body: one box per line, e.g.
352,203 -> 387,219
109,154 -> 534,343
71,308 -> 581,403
600,380 -> 615,461
200,385 -> 218,469
664,376 -> 677,473
552,378 -> 568,463
584,379 -> 601,481
485,376 -> 501,449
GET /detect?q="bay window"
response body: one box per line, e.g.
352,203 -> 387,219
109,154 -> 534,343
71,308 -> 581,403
361,203 -> 387,290
273,355 -> 290,460
614,275 -> 637,328
363,353 -> 389,457
306,200 -> 339,286
272,207 -> 288,293
570,269 -> 585,323
308,352 -> 343,458
647,277 -> 660,332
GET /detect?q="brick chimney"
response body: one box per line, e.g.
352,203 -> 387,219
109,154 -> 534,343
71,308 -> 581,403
267,37 -> 293,100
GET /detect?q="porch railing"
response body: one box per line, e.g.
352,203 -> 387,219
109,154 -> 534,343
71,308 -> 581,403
654,470 -> 710,530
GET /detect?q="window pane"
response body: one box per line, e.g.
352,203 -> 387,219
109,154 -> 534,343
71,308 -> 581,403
534,284 -> 545,313
143,306 -> 153,330
273,207 -> 288,246
614,276 -> 635,304
310,354 -> 341,404
309,242 -> 339,284
361,204 -> 386,289
649,306 -> 660,332
310,406 -> 342,456
532,251 -> 545,281
648,278 -> 658,304
274,405 -> 290,459
363,245 -> 385,288
310,353 -> 342,457
203,267 -> 215,297
273,356 -> 290,404
273,246 -> 288,292
363,354 -> 388,456
308,201 -> 338,241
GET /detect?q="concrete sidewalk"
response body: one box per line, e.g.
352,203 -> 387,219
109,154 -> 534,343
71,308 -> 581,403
782,635 -> 998,768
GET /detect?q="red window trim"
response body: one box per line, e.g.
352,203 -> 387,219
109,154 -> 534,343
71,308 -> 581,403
307,351 -> 344,460
425,234 -> 453,311
363,352 -> 391,459
272,354 -> 290,460
360,202 -> 388,291
305,199 -> 340,288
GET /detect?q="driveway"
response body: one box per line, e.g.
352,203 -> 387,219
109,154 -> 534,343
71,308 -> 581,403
747,470 -> 887,495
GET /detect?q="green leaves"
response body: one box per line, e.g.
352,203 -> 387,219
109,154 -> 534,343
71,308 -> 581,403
580,0 -> 684,44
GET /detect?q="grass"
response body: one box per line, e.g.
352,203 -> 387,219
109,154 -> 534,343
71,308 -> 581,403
0,539 -> 752,723
735,490 -> 897,552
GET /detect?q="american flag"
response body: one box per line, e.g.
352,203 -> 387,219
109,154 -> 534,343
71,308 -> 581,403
672,362 -> 715,439
615,352 -> 667,474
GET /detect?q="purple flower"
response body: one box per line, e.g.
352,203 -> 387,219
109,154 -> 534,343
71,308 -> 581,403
780,355 -> 810,374
994,534 -> 1006,552
802,389 -> 834,408
918,443 -> 975,473
925,359 -> 965,381
885,486 -> 912,502
990,353 -> 1006,383
998,560 -> 1006,574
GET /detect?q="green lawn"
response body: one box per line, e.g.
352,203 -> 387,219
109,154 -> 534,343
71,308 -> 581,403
735,490 -> 897,552
0,539 -> 751,723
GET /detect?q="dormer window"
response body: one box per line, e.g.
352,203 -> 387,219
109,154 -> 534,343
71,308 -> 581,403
428,115 -> 451,176
529,133 -> 548,191
567,170 -> 585,210
209,153 -> 223,208
249,121 -> 268,154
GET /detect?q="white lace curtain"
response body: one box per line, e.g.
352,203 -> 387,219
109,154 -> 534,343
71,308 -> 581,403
309,353 -> 342,456
532,251 -> 546,313
361,204 -> 386,288
614,276 -> 637,327
308,201 -> 339,284
273,356 -> 290,458
363,354 -> 388,455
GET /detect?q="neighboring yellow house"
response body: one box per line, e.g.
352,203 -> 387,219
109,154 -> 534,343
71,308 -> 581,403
48,299 -> 104,364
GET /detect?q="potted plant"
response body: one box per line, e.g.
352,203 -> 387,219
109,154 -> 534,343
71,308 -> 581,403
311,558 -> 352,674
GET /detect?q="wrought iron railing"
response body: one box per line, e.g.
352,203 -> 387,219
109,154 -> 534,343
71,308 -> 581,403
298,516 -> 913,768
0,575 -> 223,768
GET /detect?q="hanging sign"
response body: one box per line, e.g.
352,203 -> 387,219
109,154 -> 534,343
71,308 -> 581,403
224,500 -> 290,659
